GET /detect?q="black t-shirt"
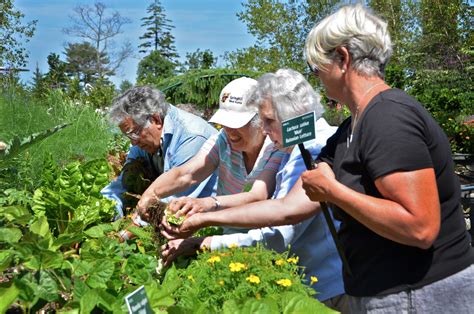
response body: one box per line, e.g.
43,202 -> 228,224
318,89 -> 474,297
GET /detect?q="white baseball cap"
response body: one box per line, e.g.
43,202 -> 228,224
209,77 -> 258,129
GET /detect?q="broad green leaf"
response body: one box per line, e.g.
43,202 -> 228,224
52,233 -> 83,250
41,250 -> 64,269
30,215 -> 52,238
145,280 -> 177,309
0,284 -> 20,313
127,225 -> 152,241
73,277 -> 89,301
123,254 -> 157,285
224,297 -> 278,314
0,250 -> 14,272
281,292 -> 336,314
0,227 -> 22,243
80,288 -> 99,314
38,270 -> 59,302
14,274 -> 40,305
73,260 -> 93,277
84,224 -> 114,238
0,205 -> 32,225
85,260 -> 114,289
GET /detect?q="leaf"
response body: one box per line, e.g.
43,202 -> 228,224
30,215 -> 51,238
37,270 -> 59,302
0,205 -> 32,225
0,250 -> 14,272
80,288 -> 99,314
84,224 -> 114,238
0,284 -> 20,313
145,280 -> 178,310
85,259 -> 114,289
223,297 -> 278,314
281,292 -> 336,314
123,254 -> 157,285
0,227 -> 22,243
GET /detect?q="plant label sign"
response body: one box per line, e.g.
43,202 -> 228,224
281,111 -> 315,147
125,285 -> 153,314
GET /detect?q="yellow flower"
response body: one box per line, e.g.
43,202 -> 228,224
207,256 -> 221,264
246,274 -> 260,284
187,275 -> 194,282
218,280 -> 225,286
310,276 -> 318,285
276,279 -> 292,287
287,256 -> 299,264
229,243 -> 238,249
275,259 -> 285,266
229,262 -> 246,272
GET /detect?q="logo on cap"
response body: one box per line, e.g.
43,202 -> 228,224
221,92 -> 230,103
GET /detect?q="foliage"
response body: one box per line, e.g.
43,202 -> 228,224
64,41 -> 110,86
224,0 -> 339,73
408,69 -> 473,153
181,49 -> 216,72
154,245 -> 335,313
137,50 -> 177,85
0,0 -> 37,69
139,0 -> 178,61
44,53 -> 69,90
84,77 -> 116,109
119,80 -> 133,93
157,69 -> 261,112
63,1 -> 132,78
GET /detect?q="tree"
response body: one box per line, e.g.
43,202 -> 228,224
44,53 -> 68,89
136,50 -> 176,85
64,41 -> 110,86
138,0 -> 178,60
30,63 -> 47,98
63,2 -> 132,78
224,0 -> 339,73
0,0 -> 37,69
182,49 -> 216,72
119,80 -> 133,93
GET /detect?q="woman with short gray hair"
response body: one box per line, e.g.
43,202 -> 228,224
301,3 -> 474,312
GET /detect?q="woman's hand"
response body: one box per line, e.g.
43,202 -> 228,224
168,197 -> 216,218
161,237 -> 211,266
136,189 -> 160,221
160,212 -> 204,240
301,162 -> 336,203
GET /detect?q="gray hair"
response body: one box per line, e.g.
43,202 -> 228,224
109,86 -> 170,127
305,3 -> 393,78
249,68 -> 324,123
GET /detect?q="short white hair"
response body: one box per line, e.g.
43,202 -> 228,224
305,3 -> 392,78
249,68 -> 324,122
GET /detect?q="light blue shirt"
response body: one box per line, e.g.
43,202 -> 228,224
101,105 -> 218,218
210,118 -> 344,301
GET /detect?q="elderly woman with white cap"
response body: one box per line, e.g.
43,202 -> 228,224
137,77 -> 285,235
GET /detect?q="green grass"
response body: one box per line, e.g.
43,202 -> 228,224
0,89 -> 116,185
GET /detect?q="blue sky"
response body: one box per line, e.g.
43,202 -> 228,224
16,0 -> 255,86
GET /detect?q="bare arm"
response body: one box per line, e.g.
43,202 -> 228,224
137,150 -> 217,217
302,162 -> 440,249
162,178 -> 320,238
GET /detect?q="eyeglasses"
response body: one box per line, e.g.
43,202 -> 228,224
124,125 -> 143,141
307,61 -> 319,77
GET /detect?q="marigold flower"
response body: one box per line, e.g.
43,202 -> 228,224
287,256 -> 299,264
276,279 -> 292,287
187,275 -> 194,282
219,280 -> 224,286
229,243 -> 238,249
275,259 -> 285,266
207,256 -> 221,264
310,276 -> 318,285
229,262 -> 246,272
246,274 -> 260,284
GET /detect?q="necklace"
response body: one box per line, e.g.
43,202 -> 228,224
347,82 -> 385,147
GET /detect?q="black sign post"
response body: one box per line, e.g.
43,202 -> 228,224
282,112 -> 352,276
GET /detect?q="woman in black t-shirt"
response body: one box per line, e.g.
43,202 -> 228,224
302,3 -> 474,312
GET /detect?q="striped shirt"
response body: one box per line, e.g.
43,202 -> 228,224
200,130 -> 284,196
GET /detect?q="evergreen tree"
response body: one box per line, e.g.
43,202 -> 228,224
138,0 -> 178,60
31,63 -> 47,98
44,53 -> 68,90
182,49 -> 216,72
64,41 -> 111,86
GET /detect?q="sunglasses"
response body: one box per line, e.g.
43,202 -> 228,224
307,61 -> 319,77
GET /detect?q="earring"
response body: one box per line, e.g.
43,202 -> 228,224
341,69 -> 345,74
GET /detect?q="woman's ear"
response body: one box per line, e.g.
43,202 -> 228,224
336,46 -> 350,73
